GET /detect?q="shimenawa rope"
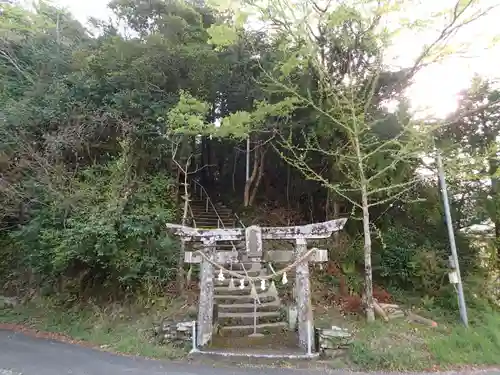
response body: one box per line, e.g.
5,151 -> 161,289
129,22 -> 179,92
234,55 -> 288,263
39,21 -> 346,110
194,247 -> 318,282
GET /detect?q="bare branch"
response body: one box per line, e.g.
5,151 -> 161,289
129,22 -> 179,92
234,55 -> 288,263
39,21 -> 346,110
408,0 -> 498,79
368,181 -> 418,207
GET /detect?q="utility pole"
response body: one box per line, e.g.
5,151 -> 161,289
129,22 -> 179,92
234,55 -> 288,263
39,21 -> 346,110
436,150 -> 469,327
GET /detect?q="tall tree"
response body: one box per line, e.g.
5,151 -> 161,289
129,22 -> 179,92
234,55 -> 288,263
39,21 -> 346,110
207,0 -> 497,321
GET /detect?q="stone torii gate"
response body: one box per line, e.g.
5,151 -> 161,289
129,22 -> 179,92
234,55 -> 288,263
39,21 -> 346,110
166,218 -> 347,351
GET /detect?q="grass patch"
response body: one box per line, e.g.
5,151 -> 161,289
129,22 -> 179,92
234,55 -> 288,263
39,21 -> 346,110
0,297 -> 190,360
349,309 -> 500,371
350,320 -> 433,371
427,310 -> 500,366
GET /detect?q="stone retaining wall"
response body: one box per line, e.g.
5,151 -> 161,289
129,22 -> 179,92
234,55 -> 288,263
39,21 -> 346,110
316,326 -> 353,358
154,320 -> 194,347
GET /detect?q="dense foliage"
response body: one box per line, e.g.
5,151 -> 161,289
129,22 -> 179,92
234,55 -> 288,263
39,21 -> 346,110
0,0 -> 498,307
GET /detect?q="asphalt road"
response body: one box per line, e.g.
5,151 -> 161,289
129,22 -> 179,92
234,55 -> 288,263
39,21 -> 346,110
1,329 -> 500,375
0,329 -> 310,375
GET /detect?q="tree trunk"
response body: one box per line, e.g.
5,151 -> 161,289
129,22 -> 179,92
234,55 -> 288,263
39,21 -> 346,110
232,150 -> 239,193
201,136 -> 210,189
176,157 -> 191,294
286,163 -> 291,210
353,125 -> 374,322
361,184 -> 375,322
248,146 -> 267,206
244,143 -> 260,207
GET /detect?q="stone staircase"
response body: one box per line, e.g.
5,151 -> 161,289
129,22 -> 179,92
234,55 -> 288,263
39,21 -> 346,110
189,197 -> 287,337
189,200 -> 234,228
214,262 -> 287,336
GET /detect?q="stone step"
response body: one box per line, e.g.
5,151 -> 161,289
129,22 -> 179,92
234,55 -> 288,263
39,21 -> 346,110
214,279 -> 268,289
219,322 -> 288,335
192,218 -> 234,225
190,200 -> 230,208
194,224 -> 234,229
214,286 -> 278,296
193,220 -> 234,225
214,286 -> 258,295
212,242 -> 245,248
210,248 -> 246,254
192,242 -> 245,249
218,301 -> 280,313
213,248 -> 246,253
233,262 -> 263,268
215,295 -> 278,305
218,311 -> 280,319
232,262 -> 263,269
190,205 -> 232,212
214,280 -> 276,292
192,211 -> 233,217
192,215 -> 233,222
191,214 -> 232,219
193,219 -> 234,224
192,218 -> 233,223
214,294 -> 279,305
214,267 -> 265,274
218,313 -> 283,326
189,200 -> 226,205
218,264 -> 264,272
190,208 -> 233,216
190,207 -> 231,214
213,265 -> 264,273
193,221 -> 233,229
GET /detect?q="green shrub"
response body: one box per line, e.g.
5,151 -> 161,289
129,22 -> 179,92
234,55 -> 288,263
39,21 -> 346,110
374,226 -> 448,295
0,235 -> 24,293
8,160 -> 179,298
